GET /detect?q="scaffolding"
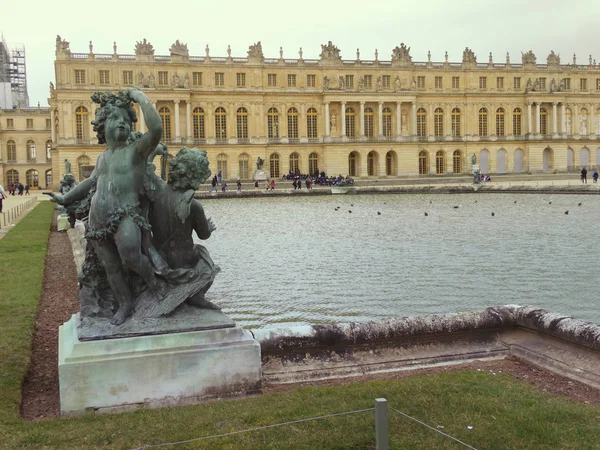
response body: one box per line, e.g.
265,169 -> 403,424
0,35 -> 29,108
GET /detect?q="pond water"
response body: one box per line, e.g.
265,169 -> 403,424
197,193 -> 600,329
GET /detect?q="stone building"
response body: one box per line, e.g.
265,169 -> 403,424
47,37 -> 600,186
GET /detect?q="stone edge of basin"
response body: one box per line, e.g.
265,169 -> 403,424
251,305 -> 600,353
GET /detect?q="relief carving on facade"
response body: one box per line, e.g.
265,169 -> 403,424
135,38 -> 155,56
319,41 -> 342,62
462,47 -> 477,64
547,50 -> 561,66
169,40 -> 189,57
247,41 -> 264,60
55,35 -> 71,54
391,43 -> 413,66
521,50 -> 536,65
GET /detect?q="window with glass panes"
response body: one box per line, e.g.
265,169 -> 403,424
269,153 -> 280,178
364,75 -> 373,88
345,107 -> 356,137
386,151 -> 395,176
496,108 -> 505,136
26,140 -> 36,161
26,119 -> 33,128
268,73 -> 277,86
309,152 -> 318,175
288,74 -> 296,87
382,75 -> 391,88
75,106 -> 89,141
307,74 -> 316,87
307,107 -> 318,138
453,150 -> 462,173
364,107 -> 374,137
123,71 -> 133,85
348,152 -> 357,177
513,108 -> 522,135
7,140 -> 16,161
539,78 -> 546,90
238,154 -> 249,179
7,119 -> 13,128
580,78 -> 588,90
479,77 -> 487,89
478,108 -> 488,136
267,108 -> 279,138
7,169 -> 18,184
514,77 -> 521,89
75,69 -> 86,84
192,72 -> 203,86
564,78 -> 571,90
596,78 -> 600,90
158,71 -> 168,86
452,76 -> 460,89
451,108 -> 461,136
99,70 -> 110,84
236,73 -> 246,87
287,108 -> 298,139
215,107 -> 227,139
159,107 -> 171,140
418,150 -> 428,175
26,169 -> 39,187
417,76 -> 425,88
416,108 -> 426,137
217,153 -> 227,179
434,108 -> 444,137
382,107 -> 392,137
289,153 -> 299,174
496,77 -> 504,89
45,169 -> 52,187
435,76 -> 443,89
367,151 -> 376,176
193,107 -> 205,139
345,75 -> 354,88
436,151 -> 445,174
540,108 -> 548,135
236,107 -> 248,139
214,72 -> 224,86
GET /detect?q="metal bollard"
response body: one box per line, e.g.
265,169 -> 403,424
375,398 -> 389,450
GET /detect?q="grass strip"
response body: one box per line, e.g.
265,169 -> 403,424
1,202 -> 599,449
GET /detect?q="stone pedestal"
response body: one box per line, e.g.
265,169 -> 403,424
58,313 -> 261,415
254,169 -> 267,181
57,214 -> 70,231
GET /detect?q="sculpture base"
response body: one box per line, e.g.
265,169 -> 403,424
57,214 -> 70,231
59,313 -> 261,416
254,169 -> 267,181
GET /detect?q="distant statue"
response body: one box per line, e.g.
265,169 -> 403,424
525,78 -> 533,92
55,35 -> 70,53
205,44 -> 210,57
521,50 -> 537,65
183,73 -> 190,89
137,72 -> 144,86
376,76 -> 382,90
395,76 -> 401,90
471,154 -> 477,165
319,41 -> 342,61
256,157 -> 264,170
169,40 -> 189,57
462,47 -> 477,64
247,41 -> 264,60
64,158 -> 71,174
411,77 -> 416,89
49,82 -> 56,98
148,73 -> 155,88
173,72 -> 180,88
339,75 -> 345,89
391,43 -> 412,64
550,78 -> 557,93
323,76 -> 330,89
401,111 -> 408,131
330,114 -> 337,130
89,40 -> 93,53
559,78 -> 566,91
135,38 -> 154,56
358,76 -> 364,89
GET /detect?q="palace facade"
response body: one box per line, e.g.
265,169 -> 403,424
43,37 -> 600,186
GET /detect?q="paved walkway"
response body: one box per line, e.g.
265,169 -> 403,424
0,192 -> 50,238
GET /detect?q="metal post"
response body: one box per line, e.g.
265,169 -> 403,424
375,398 -> 389,450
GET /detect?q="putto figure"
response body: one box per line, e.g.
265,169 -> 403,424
46,88 -> 164,325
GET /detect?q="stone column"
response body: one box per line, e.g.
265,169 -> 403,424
535,103 -> 541,135
325,102 -> 330,137
560,103 -> 565,135
396,102 -> 401,137
88,103 -> 95,142
341,101 -> 346,137
50,108 -> 56,143
359,101 -> 365,137
412,102 -> 417,135
186,100 -> 192,142
552,102 -> 558,135
174,100 -> 181,142
526,103 -> 532,134
378,101 -> 384,137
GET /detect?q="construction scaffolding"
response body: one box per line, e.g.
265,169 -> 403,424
0,35 -> 29,108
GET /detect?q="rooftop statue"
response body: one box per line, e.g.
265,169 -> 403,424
247,41 -> 264,59
547,50 -> 561,66
462,47 -> 477,64
135,38 -> 155,56
55,35 -> 70,54
522,50 -> 537,65
320,41 -> 342,62
169,40 -> 189,57
392,43 -> 412,64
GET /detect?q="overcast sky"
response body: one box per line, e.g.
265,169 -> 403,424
4,0 -> 600,107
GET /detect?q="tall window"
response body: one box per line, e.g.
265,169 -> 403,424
238,154 -> 249,179
386,151 -> 396,176
307,74 -> 316,88
436,151 -> 445,174
287,74 -> 296,87
77,155 -> 91,181
540,108 -> 548,135
192,107 -> 205,139
451,108 -> 461,137
268,74 -> 277,87
74,69 -> 86,84
345,107 -> 356,138
419,150 -> 429,175
595,108 -> 600,135
345,75 -> 354,88
236,107 -> 248,140
215,107 -> 227,140
159,107 -> 172,141
579,108 -> 588,135
27,119 -> 33,129
513,77 -> 521,89
26,169 -> 39,187
309,152 -> 318,175
496,77 -> 504,89
193,72 -> 203,86
478,108 -> 488,136
364,107 -> 374,137
496,108 -> 505,136
564,78 -> 571,90
75,106 -> 89,142
416,108 -> 427,137
453,150 -> 462,173
267,107 -> 279,139
46,140 -> 52,160
289,152 -> 300,174
158,71 -> 168,86
367,151 -> 377,176
580,78 -> 588,90
539,78 -> 546,90
382,107 -> 392,137
45,169 -> 52,188
216,153 -> 227,179
513,108 -> 522,135
433,108 -> 444,137
348,152 -> 358,177
452,76 -> 460,89
7,169 -> 18,184
382,75 -> 391,88
287,107 -> 299,140
269,153 -> 280,178
214,72 -> 224,86
306,107 -> 318,139
417,76 -> 425,89
236,73 -> 246,87
99,70 -> 110,84
565,108 -> 572,135
479,77 -> 487,89
7,140 -> 16,161
435,76 -> 443,89
123,71 -> 133,85
364,75 -> 373,88
26,140 -> 36,161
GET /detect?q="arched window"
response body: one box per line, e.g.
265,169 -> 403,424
385,151 -> 397,176
417,108 -> 427,137
367,151 -> 377,176
215,107 -> 227,140
540,108 -> 548,135
159,107 -> 172,141
309,152 -> 318,175
26,140 -> 36,161
513,108 -> 522,136
236,107 -> 248,140
382,107 -> 392,137
565,108 -> 572,135
348,151 -> 358,177
419,150 -> 429,175
451,108 -> 461,137
46,140 -> 52,160
7,169 -> 19,185
453,150 -> 462,174
345,107 -> 356,137
579,108 -> 588,135
306,107 -> 318,139
77,155 -> 92,181
287,107 -> 299,140
364,107 -> 374,137
436,150 -> 445,174
7,140 -> 16,161
45,169 -> 52,188
267,107 -> 279,139
238,153 -> 249,179
75,106 -> 89,142
26,169 -> 39,187
478,108 -> 488,136
595,108 -> 600,135
269,153 -> 280,178
289,152 -> 300,174
496,108 -> 505,136
434,108 -> 444,137
216,153 -> 228,179
192,107 -> 205,140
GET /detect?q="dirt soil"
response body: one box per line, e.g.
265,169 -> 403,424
20,218 -> 600,420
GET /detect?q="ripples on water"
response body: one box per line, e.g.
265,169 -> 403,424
196,193 -> 600,328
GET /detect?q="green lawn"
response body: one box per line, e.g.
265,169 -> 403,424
1,203 -> 599,450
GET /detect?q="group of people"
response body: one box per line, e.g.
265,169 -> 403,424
580,167 -> 599,184
5,182 -> 30,196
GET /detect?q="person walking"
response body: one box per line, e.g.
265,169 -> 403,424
0,184 -> 6,213
217,170 -> 222,184
17,183 -> 24,195
270,179 -> 275,191
209,175 -> 218,192
581,167 -> 588,184
25,184 -> 30,195
254,180 -> 259,191
237,179 -> 242,191
221,180 -> 227,192
593,170 -> 598,183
